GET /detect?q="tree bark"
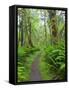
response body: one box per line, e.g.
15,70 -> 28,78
21,10 -> 24,46
28,12 -> 33,47
44,10 -> 47,45
48,10 -> 58,45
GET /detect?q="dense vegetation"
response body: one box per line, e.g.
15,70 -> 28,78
17,8 -> 66,82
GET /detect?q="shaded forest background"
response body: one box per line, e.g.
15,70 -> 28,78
17,8 -> 65,82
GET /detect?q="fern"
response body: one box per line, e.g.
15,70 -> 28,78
44,43 -> 65,80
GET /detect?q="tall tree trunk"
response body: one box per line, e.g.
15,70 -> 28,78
28,14 -> 33,47
48,10 -> 58,45
21,12 -> 24,46
24,12 -> 29,47
19,16 -> 21,43
44,10 -> 47,45
28,21 -> 33,47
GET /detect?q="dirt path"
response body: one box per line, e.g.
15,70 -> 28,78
30,52 -> 41,81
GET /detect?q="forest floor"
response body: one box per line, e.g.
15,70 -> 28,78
18,47 -> 55,82
30,52 -> 42,81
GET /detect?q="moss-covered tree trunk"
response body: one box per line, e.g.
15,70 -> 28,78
48,10 -> 58,45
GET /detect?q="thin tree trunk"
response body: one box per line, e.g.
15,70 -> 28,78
21,13 -> 24,46
44,11 -> 47,45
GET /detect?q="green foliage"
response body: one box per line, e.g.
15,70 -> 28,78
18,47 -> 40,82
18,47 -> 40,58
17,9 -> 66,82
43,43 -> 65,80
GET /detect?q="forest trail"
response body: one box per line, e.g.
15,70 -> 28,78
30,52 -> 41,81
